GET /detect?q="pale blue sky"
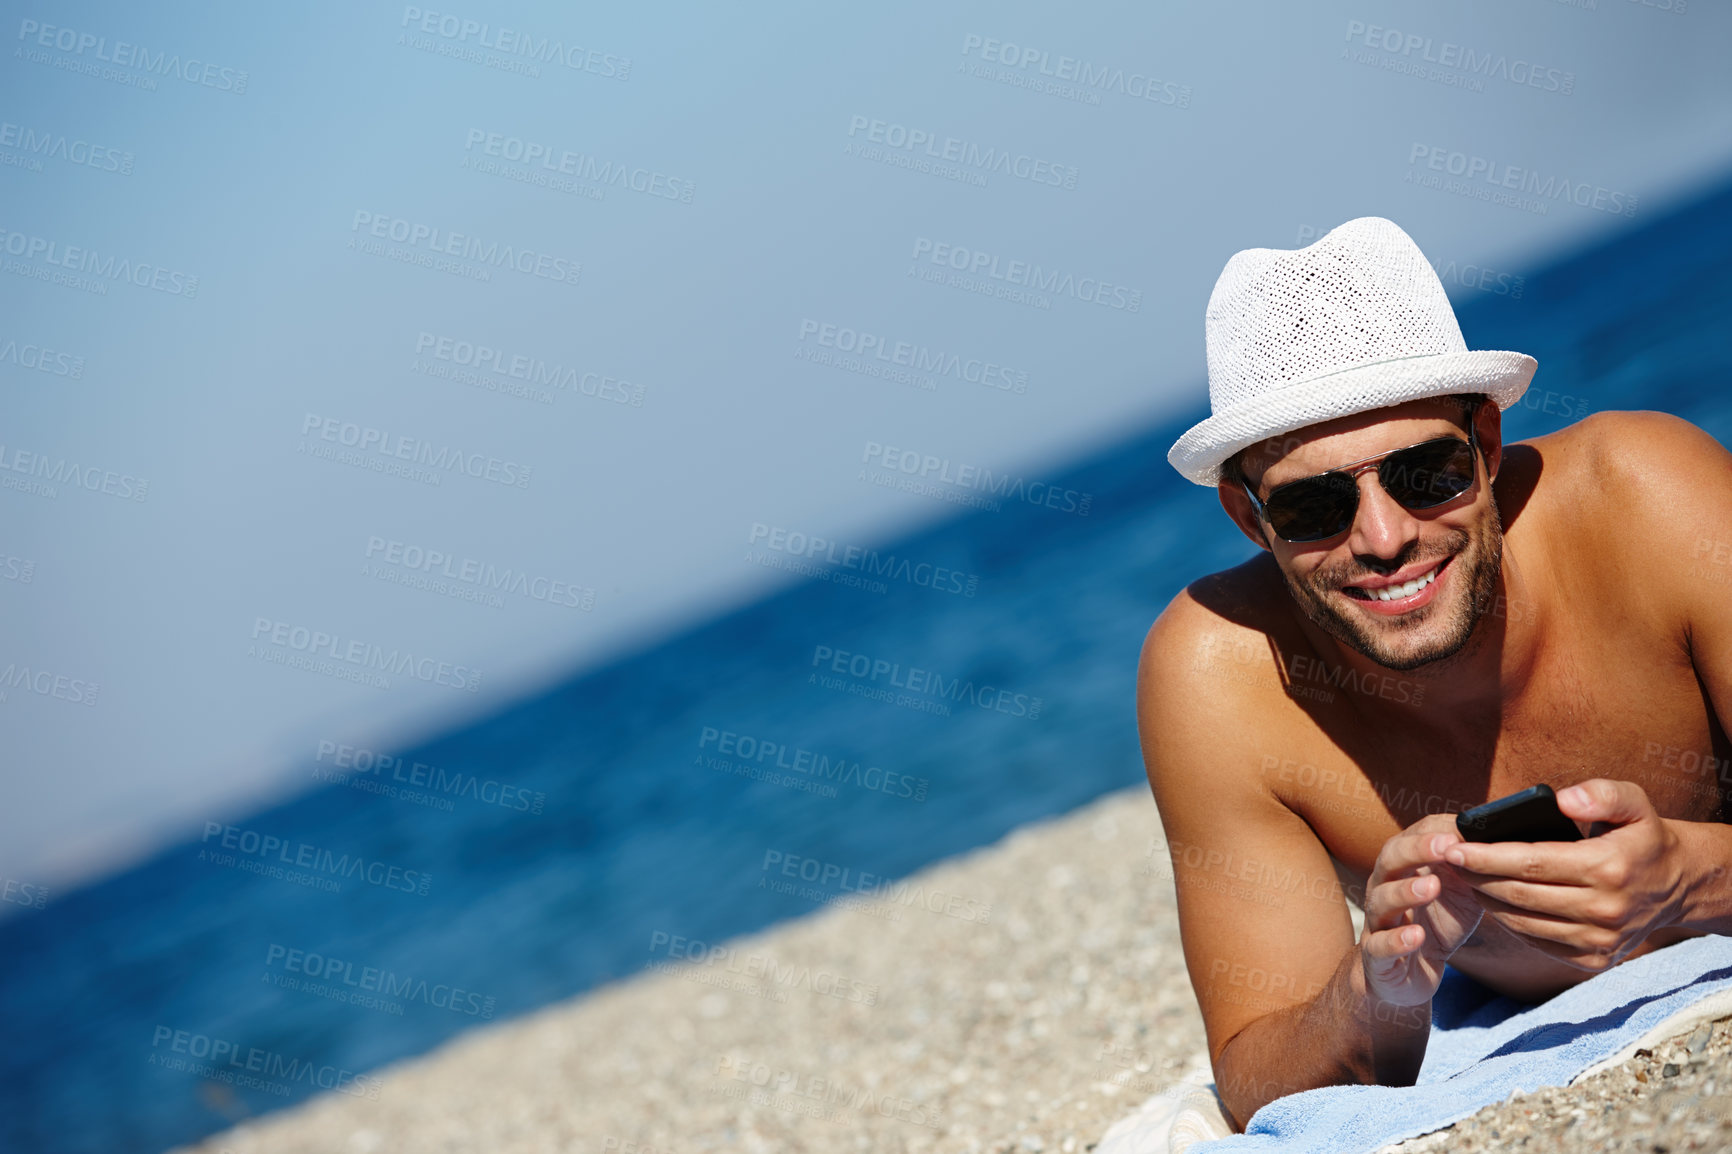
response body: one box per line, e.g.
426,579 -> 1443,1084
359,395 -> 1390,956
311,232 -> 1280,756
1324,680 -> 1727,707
2,0 -> 1730,890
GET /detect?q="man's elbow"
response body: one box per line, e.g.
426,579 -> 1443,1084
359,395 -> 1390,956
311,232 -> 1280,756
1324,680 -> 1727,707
1211,1025 -> 1319,1131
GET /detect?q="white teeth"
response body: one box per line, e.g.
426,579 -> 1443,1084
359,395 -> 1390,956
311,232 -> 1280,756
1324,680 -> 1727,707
1368,564 -> 1439,601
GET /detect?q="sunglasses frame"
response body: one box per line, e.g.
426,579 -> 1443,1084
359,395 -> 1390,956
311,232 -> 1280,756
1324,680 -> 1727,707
1240,422 -> 1482,544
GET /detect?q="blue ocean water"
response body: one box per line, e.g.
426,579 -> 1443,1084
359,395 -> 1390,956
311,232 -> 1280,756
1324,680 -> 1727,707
3,182 -> 1731,1154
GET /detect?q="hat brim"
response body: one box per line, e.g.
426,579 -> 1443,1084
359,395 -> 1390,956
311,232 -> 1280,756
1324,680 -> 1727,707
1166,350 -> 1537,487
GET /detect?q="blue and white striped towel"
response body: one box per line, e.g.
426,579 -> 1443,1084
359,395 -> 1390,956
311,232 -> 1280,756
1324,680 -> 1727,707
1195,934 -> 1732,1153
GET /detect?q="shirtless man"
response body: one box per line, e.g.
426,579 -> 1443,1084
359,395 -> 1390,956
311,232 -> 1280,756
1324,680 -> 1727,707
1138,217 -> 1732,1131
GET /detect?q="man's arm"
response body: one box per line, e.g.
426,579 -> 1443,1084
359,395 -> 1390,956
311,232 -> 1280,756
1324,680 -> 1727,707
1136,589 -> 1475,1128
1668,411 -> 1732,928
1447,412 -> 1732,960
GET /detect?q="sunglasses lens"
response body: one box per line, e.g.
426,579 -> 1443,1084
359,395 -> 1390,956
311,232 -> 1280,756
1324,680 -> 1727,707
1259,437 -> 1477,542
1264,472 -> 1360,542
1380,439 -> 1477,508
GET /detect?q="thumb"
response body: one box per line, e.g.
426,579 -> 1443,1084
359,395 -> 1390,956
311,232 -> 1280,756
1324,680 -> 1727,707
1556,779 -> 1650,827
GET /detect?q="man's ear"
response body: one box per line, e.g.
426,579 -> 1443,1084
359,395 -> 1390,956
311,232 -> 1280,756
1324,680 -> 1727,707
1473,398 -> 1504,483
1218,480 -> 1274,553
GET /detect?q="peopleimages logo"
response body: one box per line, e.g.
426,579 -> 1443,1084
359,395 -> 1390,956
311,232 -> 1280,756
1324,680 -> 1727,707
16,20 -> 249,93
398,7 -> 630,78
1,876 -> 49,909
0,443 -> 147,501
959,34 -> 1192,107
809,644 -> 1043,720
712,1054 -> 941,1129
149,1027 -> 379,1100
249,617 -> 483,692
0,119 -> 133,174
910,237 -> 1141,312
350,211 -> 580,285
264,943 -> 497,1018
414,331 -> 644,406
796,319 -> 1027,394
315,739 -> 546,814
1295,226 -> 1524,299
649,934 -> 880,1006
1343,21 -> 1575,95
0,660 -> 99,705
300,413 -> 533,489
0,226 -> 198,296
698,726 -> 930,801
748,523 -> 979,598
760,850 -> 989,923
0,552 -> 34,583
1405,144 -> 1637,218
862,441 -> 1091,516
0,335 -> 85,377
364,535 -> 595,611
199,821 -> 432,896
463,130 -> 693,203
845,115 -> 1079,189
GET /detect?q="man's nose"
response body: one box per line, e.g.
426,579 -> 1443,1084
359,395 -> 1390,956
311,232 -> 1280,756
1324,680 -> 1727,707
1344,472 -> 1419,560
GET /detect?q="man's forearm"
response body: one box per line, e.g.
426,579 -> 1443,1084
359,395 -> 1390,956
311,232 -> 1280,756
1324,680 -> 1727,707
1213,942 -> 1431,1128
1671,819 -> 1732,934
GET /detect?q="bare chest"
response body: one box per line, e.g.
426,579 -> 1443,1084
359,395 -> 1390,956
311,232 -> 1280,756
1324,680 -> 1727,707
1271,629 -> 1727,883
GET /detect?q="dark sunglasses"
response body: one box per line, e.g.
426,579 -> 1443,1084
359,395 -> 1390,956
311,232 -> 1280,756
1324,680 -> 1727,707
1241,425 -> 1481,543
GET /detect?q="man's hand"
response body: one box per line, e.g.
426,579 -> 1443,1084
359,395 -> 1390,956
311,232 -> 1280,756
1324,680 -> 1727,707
1443,779 -> 1686,971
1362,814 -> 1485,1006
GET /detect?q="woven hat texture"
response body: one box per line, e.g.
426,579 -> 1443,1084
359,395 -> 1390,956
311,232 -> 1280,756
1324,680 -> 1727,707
1167,217 -> 1536,485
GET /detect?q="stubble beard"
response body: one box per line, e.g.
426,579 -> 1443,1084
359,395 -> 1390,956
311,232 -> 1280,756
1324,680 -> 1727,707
1280,507 -> 1505,673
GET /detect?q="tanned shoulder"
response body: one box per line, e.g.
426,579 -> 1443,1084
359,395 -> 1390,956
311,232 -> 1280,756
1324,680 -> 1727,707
1137,555 -> 1295,805
1578,411 -> 1732,724
1551,409 -> 1727,506
1552,410 -> 1732,627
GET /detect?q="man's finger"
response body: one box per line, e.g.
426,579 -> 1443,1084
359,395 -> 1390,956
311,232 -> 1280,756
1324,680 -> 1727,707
1361,922 -> 1424,964
1556,778 -> 1652,828
1378,831 -> 1458,877
1444,839 -> 1598,883
1479,903 -> 1623,969
1366,874 -> 1440,930
1468,881 -> 1603,925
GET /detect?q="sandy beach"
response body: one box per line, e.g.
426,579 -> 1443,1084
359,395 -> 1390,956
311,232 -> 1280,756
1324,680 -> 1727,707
175,786 -> 1732,1154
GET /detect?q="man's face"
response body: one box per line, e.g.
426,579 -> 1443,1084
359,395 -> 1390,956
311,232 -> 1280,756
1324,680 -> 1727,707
1232,398 -> 1503,673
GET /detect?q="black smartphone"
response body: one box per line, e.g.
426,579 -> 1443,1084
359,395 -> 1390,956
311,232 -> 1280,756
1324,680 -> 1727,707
1456,783 -> 1584,843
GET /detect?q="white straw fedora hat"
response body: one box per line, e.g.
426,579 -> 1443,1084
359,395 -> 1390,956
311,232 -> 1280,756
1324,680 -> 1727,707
1167,217 -> 1536,486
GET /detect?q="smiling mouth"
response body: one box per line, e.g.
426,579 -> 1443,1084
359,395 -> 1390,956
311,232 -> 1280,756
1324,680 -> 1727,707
1342,557 -> 1451,603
